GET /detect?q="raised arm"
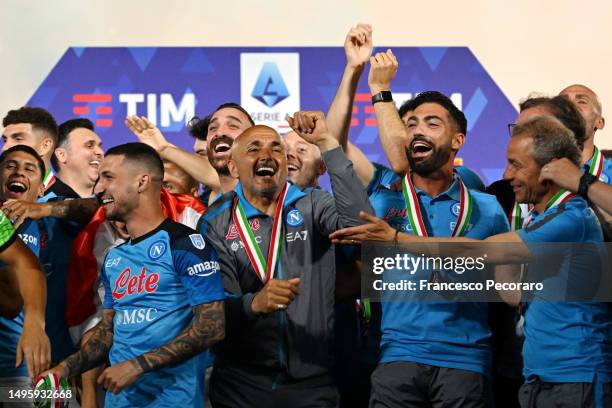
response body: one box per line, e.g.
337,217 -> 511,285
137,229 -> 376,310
2,197 -> 100,228
287,111 -> 374,233
368,49 -> 411,175
326,24 -> 375,187
540,158 -> 612,214
126,116 -> 221,192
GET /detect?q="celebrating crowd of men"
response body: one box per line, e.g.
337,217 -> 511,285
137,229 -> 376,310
1,23 -> 612,408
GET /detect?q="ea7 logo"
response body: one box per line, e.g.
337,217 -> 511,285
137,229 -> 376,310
187,261 -> 219,277
105,257 -> 122,268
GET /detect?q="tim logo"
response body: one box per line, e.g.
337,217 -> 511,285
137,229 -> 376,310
252,62 -> 289,107
148,240 -> 167,260
286,209 -> 304,227
226,219 -> 260,240
72,92 -> 195,128
112,267 -> 159,300
240,53 -> 300,131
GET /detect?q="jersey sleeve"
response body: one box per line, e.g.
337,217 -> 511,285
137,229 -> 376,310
517,205 -> 583,243
0,210 -> 17,253
366,162 -> 398,196
171,233 -> 226,307
100,262 -> 114,309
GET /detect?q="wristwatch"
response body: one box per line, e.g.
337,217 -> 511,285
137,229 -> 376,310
371,91 -> 393,104
577,173 -> 597,198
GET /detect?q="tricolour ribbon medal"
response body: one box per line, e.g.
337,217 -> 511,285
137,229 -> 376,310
232,183 -> 288,283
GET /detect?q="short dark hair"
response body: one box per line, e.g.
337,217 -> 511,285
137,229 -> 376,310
0,145 -> 46,181
519,95 -> 586,151
105,142 -> 164,184
512,116 -> 582,168
187,115 -> 210,141
399,91 -> 467,135
213,102 -> 255,126
52,118 -> 95,171
2,107 -> 58,145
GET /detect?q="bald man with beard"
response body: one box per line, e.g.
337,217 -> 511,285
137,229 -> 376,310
199,112 -> 373,407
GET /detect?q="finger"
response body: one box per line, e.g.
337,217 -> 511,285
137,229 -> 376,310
359,211 -> 381,223
357,23 -> 372,32
14,212 -> 26,230
269,294 -> 292,307
268,285 -> 296,300
329,225 -> 370,239
295,113 -> 308,133
141,116 -> 155,129
97,370 -> 107,385
304,114 -> 316,131
285,115 -> 295,129
15,343 -> 22,369
40,340 -> 50,373
332,238 -> 362,245
288,277 -> 301,287
26,346 -> 35,379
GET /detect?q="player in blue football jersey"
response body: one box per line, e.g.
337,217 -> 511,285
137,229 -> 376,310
333,115 -> 612,407
0,145 -> 52,386
45,143 -> 225,407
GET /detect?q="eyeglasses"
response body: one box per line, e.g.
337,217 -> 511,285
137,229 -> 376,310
507,123 -> 516,137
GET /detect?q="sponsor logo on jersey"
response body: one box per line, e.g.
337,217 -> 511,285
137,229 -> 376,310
286,230 -> 308,242
286,209 -> 304,227
148,240 -> 167,260
383,207 -> 408,220
18,233 -> 38,247
226,218 -> 260,240
115,307 -> 158,325
105,257 -> 122,268
189,234 -> 205,250
113,267 -> 159,300
187,261 -> 219,277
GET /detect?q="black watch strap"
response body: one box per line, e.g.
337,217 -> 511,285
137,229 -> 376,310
578,173 -> 597,197
371,91 -> 393,104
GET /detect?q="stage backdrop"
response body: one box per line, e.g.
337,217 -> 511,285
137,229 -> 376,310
28,47 -> 517,188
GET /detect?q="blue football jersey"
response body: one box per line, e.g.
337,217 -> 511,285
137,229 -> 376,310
0,219 -> 40,378
518,196 -> 612,383
367,165 -> 509,375
100,219 -> 224,408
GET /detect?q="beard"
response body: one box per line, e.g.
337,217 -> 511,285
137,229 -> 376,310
207,135 -> 234,177
406,139 -> 452,177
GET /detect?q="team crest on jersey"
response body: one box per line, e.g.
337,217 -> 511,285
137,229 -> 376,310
600,173 -> 609,184
189,234 -> 206,250
286,209 -> 304,227
450,202 -> 461,217
148,240 -> 167,260
226,218 -> 260,239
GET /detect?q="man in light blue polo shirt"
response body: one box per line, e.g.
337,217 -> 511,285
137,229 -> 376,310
336,90 -> 508,407
332,115 -> 612,407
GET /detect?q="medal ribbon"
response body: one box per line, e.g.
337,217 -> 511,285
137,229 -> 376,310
43,170 -> 55,189
232,182 -> 288,283
588,146 -> 603,179
401,173 -> 473,237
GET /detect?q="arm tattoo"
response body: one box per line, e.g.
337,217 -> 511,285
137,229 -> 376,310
50,198 -> 100,223
135,301 -> 225,373
63,309 -> 114,377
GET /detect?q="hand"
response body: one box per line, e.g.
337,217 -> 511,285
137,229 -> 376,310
539,158 -> 583,193
1,200 -> 50,229
330,211 -> 396,244
98,360 -> 143,394
125,116 -> 172,153
16,316 -> 51,378
368,49 -> 398,95
286,111 -> 338,151
251,278 -> 301,314
344,24 -> 373,69
37,362 -> 70,382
